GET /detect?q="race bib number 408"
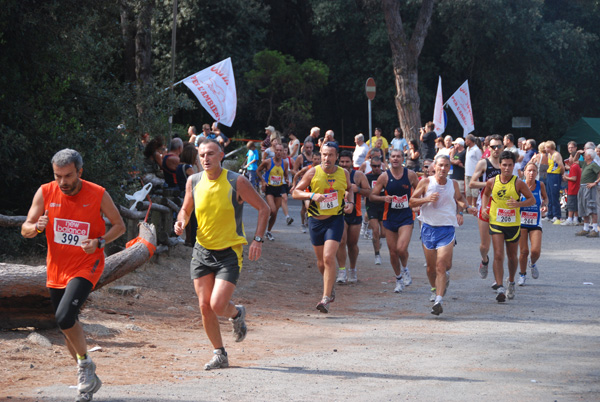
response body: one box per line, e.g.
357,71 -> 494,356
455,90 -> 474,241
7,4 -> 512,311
54,219 -> 90,246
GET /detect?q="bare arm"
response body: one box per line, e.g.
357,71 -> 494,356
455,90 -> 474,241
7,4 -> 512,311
540,181 -> 548,213
174,177 -> 195,233
353,171 -> 372,198
80,191 -> 126,254
469,160 -> 487,189
343,169 -> 354,214
508,179 -> 535,208
369,173 -> 389,203
292,168 -> 316,201
22,187 -> 46,238
236,175 -> 269,261
408,178 -> 432,208
480,178 -> 494,220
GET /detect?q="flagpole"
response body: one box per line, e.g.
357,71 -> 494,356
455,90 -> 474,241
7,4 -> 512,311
168,0 -> 178,147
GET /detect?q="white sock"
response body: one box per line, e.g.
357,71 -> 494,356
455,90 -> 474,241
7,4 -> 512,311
404,266 -> 410,273
593,223 -> 599,232
584,223 -> 590,231
566,217 -> 573,223
435,295 -> 443,304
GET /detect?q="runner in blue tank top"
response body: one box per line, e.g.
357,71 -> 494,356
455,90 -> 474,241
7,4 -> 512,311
370,149 -> 419,294
518,162 -> 548,286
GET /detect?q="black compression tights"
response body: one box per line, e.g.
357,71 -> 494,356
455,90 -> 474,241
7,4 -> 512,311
48,277 -> 93,330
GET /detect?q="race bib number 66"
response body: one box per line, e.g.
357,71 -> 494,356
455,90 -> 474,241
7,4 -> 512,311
54,219 -> 90,246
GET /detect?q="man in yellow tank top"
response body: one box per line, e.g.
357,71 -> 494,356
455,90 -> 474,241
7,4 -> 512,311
174,140 -> 270,370
293,142 -> 353,313
545,140 -> 565,222
481,151 -> 535,303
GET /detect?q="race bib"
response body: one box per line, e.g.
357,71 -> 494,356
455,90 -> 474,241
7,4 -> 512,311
270,175 -> 282,186
521,211 -> 538,226
54,219 -> 90,246
496,208 -> 517,224
371,180 -> 377,188
391,194 -> 409,209
320,192 -> 339,210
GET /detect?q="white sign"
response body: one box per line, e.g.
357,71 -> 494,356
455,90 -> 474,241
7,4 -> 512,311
182,58 -> 237,127
447,80 -> 475,135
433,76 -> 445,136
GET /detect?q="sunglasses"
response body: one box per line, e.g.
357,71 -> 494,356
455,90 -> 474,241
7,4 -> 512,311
423,165 -> 431,169
490,145 -> 503,150
371,164 -> 381,168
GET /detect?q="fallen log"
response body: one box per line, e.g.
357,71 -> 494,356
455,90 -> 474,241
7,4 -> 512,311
0,214 -> 26,227
0,222 -> 157,329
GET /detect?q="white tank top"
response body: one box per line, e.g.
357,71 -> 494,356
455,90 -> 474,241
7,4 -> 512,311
418,176 -> 459,227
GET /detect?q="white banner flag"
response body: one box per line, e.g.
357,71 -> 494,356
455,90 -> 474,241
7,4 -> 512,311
182,58 -> 237,127
447,80 -> 475,135
433,76 -> 445,136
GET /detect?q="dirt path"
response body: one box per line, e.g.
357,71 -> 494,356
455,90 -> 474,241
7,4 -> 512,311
1,199 -> 599,401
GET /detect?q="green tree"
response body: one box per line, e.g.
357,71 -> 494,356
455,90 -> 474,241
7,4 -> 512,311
245,49 -> 329,133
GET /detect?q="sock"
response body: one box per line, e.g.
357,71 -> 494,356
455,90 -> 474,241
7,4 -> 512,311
593,223 -> 598,231
404,266 -> 410,273
218,347 -> 227,356
396,274 -> 403,281
375,252 -> 380,256
77,353 -> 88,361
435,295 -> 443,304
584,223 -> 590,231
339,266 -> 346,271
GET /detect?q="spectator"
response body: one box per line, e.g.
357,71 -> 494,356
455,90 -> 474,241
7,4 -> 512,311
244,141 -> 260,191
390,127 -> 408,154
574,149 -> 600,237
318,129 -> 337,149
562,156 -> 581,226
262,125 -> 276,151
420,122 -> 437,160
304,126 -> 320,145
436,135 -> 454,157
195,124 -> 210,146
143,136 -> 165,175
353,133 -> 369,169
210,122 -> 230,149
544,140 -> 564,223
162,138 -> 183,188
366,138 -> 386,165
464,134 -> 482,207
366,127 -> 389,157
482,135 -> 492,159
521,139 -> 537,169
405,139 -> 421,173
287,131 -> 300,159
450,138 -> 466,198
188,126 -> 198,144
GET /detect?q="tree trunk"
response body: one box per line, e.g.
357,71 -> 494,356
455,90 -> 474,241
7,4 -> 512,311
0,222 -> 157,329
120,0 -> 137,82
381,0 -> 435,143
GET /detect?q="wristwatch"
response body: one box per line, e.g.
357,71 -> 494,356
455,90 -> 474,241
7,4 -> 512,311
253,236 -> 264,243
97,237 -> 106,249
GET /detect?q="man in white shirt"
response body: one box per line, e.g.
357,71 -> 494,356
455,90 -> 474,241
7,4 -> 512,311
353,133 -> 369,169
464,134 -> 482,207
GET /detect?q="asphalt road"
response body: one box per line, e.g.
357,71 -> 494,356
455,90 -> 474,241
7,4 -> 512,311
31,199 -> 600,401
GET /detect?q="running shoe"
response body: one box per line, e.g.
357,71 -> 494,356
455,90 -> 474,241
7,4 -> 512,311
529,261 -> 539,279
348,269 -> 358,283
204,349 -> 229,370
364,229 -> 373,240
429,288 -> 436,302
330,288 -> 335,303
553,219 -> 562,225
265,231 -> 275,241
301,224 -> 307,233
75,377 -> 102,402
360,221 -> 367,236
587,230 -> 599,238
491,282 -> 500,290
575,230 -> 590,236
560,220 -> 575,226
431,302 -> 443,316
229,305 -> 247,342
496,286 -> 506,303
403,268 -> 412,286
336,269 -> 347,284
479,258 -> 489,279
394,278 -> 404,293
77,357 -> 98,393
443,272 -> 450,296
374,254 -> 382,265
316,296 -> 332,313
286,216 -> 294,225
506,279 -> 516,300
518,273 -> 527,286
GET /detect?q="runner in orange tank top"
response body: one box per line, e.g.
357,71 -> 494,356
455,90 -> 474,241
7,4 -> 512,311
22,149 -> 125,402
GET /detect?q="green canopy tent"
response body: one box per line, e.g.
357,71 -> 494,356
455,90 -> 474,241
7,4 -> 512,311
558,117 -> 600,145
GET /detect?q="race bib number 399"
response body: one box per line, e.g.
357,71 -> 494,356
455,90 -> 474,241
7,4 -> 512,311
320,192 -> 339,210
54,219 -> 90,246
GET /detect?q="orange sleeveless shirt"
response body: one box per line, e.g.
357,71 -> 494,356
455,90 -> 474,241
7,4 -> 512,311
42,180 -> 106,288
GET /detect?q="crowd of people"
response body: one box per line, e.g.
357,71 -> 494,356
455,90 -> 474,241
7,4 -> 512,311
21,122 -> 600,400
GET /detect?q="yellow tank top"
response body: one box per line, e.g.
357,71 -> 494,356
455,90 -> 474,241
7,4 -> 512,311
308,165 -> 347,217
489,175 -> 520,227
192,169 -> 247,249
265,158 -> 285,186
547,153 -> 562,174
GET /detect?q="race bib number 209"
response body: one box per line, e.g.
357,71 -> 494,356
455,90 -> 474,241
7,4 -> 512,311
54,219 -> 90,246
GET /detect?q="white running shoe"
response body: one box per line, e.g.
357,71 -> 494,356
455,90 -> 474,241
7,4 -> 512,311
394,278 -> 404,293
496,286 -> 506,303
429,288 -> 436,302
479,258 -> 489,279
364,229 -> 373,240
77,357 -> 98,393
336,269 -> 347,284
360,221 -> 368,236
348,269 -> 358,283
265,231 -> 275,241
518,274 -> 526,286
506,278 -> 516,299
301,224 -> 307,233
204,349 -> 229,370
529,260 -> 539,279
374,254 -> 382,265
403,269 -> 412,286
